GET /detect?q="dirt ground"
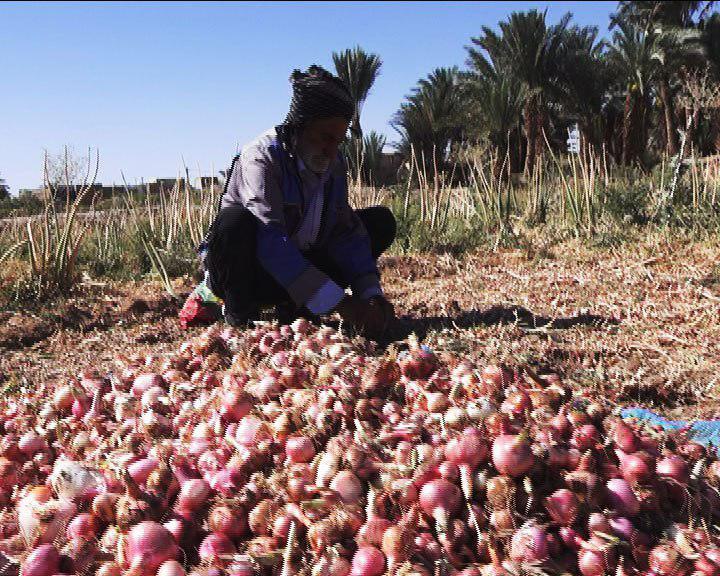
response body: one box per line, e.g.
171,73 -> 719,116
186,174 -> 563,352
2,237 -> 720,419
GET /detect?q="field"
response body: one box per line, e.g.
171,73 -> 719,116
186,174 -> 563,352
3,232 -> 719,417
4,156 -> 720,574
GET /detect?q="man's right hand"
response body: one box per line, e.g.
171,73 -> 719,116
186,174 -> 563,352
334,295 -> 393,340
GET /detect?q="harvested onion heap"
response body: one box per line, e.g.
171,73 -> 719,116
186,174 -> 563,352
5,321 -> 720,576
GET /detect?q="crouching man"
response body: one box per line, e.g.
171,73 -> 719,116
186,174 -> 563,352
201,65 -> 396,340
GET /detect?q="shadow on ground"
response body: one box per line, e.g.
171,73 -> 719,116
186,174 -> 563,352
382,304 -> 619,344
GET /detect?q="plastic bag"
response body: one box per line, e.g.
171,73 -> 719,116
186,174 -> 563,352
49,459 -> 107,502
179,277 -> 223,330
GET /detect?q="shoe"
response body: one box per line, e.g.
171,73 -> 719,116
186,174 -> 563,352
223,303 -> 260,328
275,301 -> 321,326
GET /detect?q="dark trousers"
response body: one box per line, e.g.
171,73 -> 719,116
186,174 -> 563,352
203,205 -> 396,314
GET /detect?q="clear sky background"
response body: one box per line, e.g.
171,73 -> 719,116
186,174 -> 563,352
1,1 -> 617,194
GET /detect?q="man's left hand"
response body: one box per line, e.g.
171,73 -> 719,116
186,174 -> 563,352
364,295 -> 396,339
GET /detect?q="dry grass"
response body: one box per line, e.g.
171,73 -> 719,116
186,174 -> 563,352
2,234 -> 720,421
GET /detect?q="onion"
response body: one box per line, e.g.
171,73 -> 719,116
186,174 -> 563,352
157,561 -> 188,576
491,434 -> 535,477
286,436 -> 316,464
657,456 -> 690,484
128,458 -> 159,485
132,373 -> 165,397
219,390 -> 253,422
619,452 -> 653,484
66,513 -> 99,541
22,544 -> 60,576
331,471 -> 363,504
351,546 -> 386,576
445,430 -> 488,498
510,524 -> 549,562
606,479 -> 640,516
176,478 -> 211,512
357,518 -> 392,547
96,562 -> 123,576
198,533 -> 236,565
544,489 -> 579,526
419,479 -> 461,533
126,521 -> 179,574
208,505 -> 247,540
612,420 -> 640,453
650,544 -> 691,576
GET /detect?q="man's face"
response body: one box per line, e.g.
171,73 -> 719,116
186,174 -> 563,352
296,117 -> 350,174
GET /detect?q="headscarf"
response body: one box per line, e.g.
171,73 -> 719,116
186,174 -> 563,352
278,65 -> 357,148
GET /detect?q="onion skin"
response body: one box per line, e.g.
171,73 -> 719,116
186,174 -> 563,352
510,525 -> 549,563
649,544 -> 691,576
606,479 -> 640,516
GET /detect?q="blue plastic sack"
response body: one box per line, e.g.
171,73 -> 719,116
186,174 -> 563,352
621,407 -> 720,447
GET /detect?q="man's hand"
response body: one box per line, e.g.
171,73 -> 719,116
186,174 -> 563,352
335,295 -> 395,340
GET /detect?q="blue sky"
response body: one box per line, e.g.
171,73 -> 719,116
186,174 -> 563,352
1,1 -> 617,194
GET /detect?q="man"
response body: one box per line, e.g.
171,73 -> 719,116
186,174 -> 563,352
201,65 -> 396,339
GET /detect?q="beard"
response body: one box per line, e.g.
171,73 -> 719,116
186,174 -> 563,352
301,152 -> 332,174
294,136 -> 332,174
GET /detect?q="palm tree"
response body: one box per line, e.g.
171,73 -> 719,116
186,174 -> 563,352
461,73 -> 525,172
391,67 -> 466,174
0,174 -> 8,201
611,1 -> 714,155
467,9 -> 571,173
700,13 -> 720,151
607,19 -> 656,165
345,131 -> 387,186
553,25 -> 612,149
332,46 -> 382,138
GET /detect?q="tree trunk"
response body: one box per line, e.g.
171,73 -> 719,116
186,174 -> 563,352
658,76 -> 679,156
524,95 -> 539,175
622,91 -> 633,165
711,108 -> 720,154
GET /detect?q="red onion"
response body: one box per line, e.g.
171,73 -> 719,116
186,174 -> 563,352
657,456 -> 690,484
606,478 -> 640,516
510,524 -> 549,562
445,430 -> 488,498
208,505 -> 247,540
128,458 -> 159,485
132,373 -> 165,397
351,546 -> 386,576
419,479 -> 461,532
22,544 -> 60,576
619,451 -> 653,484
96,562 -> 122,576
544,489 -> 579,525
126,521 -> 179,574
66,513 -> 99,541
357,518 -> 392,547
157,561 -> 188,576
613,420 -> 640,453
649,544 -> 691,576
286,436 -> 316,464
571,424 -> 600,451
491,434 -> 535,477
219,390 -> 253,422
176,478 -> 211,512
331,471 -> 363,504
198,533 -> 236,565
